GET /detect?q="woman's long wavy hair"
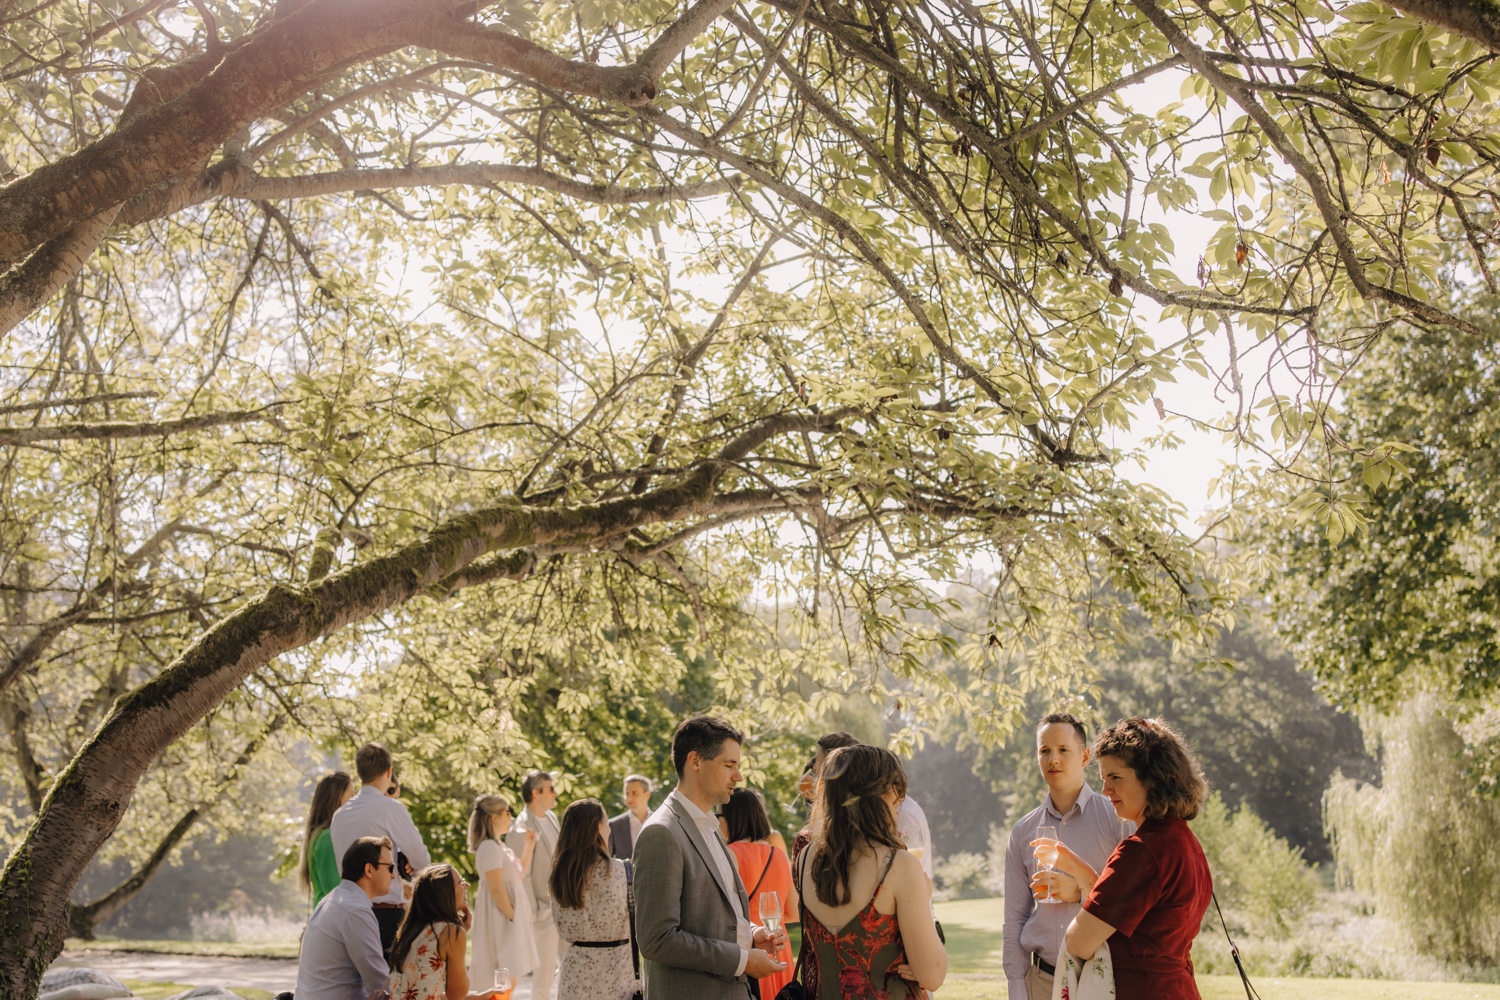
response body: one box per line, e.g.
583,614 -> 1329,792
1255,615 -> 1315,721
809,745 -> 908,906
550,798 -> 611,910
389,864 -> 463,970
1094,717 -> 1209,821
298,771 -> 352,892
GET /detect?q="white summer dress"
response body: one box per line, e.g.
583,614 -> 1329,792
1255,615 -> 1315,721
470,838 -> 540,987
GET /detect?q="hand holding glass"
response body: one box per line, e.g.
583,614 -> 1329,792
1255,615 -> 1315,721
1035,825 -> 1061,904
492,968 -> 514,1000
760,891 -> 783,935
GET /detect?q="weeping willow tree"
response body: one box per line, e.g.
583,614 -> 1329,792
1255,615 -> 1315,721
1326,695 -> 1500,965
2,0 -> 1500,991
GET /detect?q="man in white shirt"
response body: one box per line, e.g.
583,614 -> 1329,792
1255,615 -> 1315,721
634,715 -> 788,1000
295,836 -> 394,1000
897,794 -> 935,883
329,742 -> 431,953
508,770 -> 561,1000
1003,714 -> 1134,1000
609,773 -> 653,860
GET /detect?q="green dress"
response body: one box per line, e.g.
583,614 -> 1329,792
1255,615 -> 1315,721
310,827 -> 340,904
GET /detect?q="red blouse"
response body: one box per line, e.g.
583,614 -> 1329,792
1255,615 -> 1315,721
1082,816 -> 1212,1000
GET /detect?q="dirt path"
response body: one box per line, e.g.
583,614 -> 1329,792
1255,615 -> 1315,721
48,951 -> 538,997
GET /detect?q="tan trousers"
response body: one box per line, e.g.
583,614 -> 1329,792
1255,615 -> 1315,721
1026,962 -> 1055,1000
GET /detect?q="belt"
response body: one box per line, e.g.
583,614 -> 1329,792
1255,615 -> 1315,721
372,903 -> 405,910
1031,953 -> 1056,976
572,939 -> 629,948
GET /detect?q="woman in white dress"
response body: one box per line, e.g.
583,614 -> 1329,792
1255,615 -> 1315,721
468,794 -> 540,990
549,798 -> 635,1000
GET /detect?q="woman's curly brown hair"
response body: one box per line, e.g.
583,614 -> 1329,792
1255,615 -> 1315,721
1093,717 -> 1208,821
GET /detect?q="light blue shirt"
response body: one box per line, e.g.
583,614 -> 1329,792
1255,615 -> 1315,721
330,785 -> 431,906
294,879 -> 389,1000
1003,782 -> 1134,1000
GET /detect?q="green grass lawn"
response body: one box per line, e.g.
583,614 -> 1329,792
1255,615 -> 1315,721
123,984 -> 273,1000
930,897 -> 1500,999
65,938 -> 298,958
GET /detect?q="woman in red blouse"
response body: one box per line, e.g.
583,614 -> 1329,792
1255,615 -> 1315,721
1036,718 -> 1212,1000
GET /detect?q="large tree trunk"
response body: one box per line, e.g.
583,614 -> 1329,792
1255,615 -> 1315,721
64,715 -> 284,940
0,412 -> 840,997
1387,0 -> 1500,52
66,808 -> 200,941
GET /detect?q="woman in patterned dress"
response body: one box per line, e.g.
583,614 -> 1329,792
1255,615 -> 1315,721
795,745 -> 946,1000
549,798 -> 635,1000
388,864 -> 499,1000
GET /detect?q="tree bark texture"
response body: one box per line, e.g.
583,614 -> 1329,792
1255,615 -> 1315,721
0,411 -> 844,996
1387,0 -> 1500,51
64,714 -> 282,939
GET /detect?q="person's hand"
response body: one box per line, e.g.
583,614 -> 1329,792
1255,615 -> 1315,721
524,829 -> 538,848
753,925 -> 788,955
457,904 -> 473,930
745,948 -> 789,978
1031,870 -> 1081,902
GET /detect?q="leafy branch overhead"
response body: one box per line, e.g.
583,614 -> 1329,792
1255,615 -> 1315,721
0,0 -> 1497,995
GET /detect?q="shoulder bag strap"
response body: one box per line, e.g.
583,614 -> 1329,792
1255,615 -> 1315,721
747,843 -> 773,901
1213,890 -> 1261,1000
624,860 -> 641,981
789,847 -> 811,984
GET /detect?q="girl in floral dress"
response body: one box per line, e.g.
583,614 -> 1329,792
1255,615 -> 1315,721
388,864 -> 498,1000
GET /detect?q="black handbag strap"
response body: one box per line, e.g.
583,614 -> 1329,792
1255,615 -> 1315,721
746,843 -> 773,901
1212,890 -> 1261,1000
625,860 -> 641,980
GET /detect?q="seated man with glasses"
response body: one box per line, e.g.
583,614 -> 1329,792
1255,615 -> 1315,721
295,835 -> 396,1000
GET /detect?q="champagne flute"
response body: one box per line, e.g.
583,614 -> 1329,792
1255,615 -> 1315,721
760,890 -> 783,937
1035,825 -> 1061,905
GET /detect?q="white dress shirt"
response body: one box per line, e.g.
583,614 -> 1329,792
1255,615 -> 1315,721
294,879 -> 390,1000
670,789 -> 754,977
897,795 -> 934,880
628,810 -> 645,849
329,785 -> 432,907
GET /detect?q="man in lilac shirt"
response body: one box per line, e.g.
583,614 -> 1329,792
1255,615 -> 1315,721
1003,714 -> 1133,1000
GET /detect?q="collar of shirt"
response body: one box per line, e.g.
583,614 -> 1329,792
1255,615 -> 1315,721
1043,780 -> 1098,821
671,788 -> 722,840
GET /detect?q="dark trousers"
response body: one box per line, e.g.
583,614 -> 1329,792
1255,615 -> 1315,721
374,904 -> 405,955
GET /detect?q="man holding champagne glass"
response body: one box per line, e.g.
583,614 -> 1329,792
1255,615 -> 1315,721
1002,714 -> 1134,1000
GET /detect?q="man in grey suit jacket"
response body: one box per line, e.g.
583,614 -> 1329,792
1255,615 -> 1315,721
609,773 -> 653,860
635,716 -> 788,1000
508,770 -> 561,999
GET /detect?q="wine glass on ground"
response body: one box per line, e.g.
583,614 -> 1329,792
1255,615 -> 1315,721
493,967 -> 514,1000
760,891 -> 783,940
1035,825 -> 1061,904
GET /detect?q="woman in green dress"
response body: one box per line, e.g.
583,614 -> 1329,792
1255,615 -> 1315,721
300,770 -> 354,905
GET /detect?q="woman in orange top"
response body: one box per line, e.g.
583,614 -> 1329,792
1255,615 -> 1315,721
723,788 -> 797,1000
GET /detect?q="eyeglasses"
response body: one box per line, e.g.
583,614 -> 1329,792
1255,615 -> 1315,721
376,862 -> 397,874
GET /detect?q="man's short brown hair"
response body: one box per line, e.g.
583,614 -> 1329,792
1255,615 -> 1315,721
355,742 -> 393,784
1093,718 -> 1208,821
340,835 -> 392,882
521,770 -> 553,804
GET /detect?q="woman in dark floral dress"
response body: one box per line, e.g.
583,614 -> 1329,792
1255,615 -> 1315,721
794,745 -> 946,1000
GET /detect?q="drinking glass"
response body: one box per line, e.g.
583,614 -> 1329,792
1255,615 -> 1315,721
1036,824 -> 1061,904
493,967 -> 514,1000
760,891 -> 783,936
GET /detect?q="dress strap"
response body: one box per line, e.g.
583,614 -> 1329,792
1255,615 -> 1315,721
869,848 -> 897,909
